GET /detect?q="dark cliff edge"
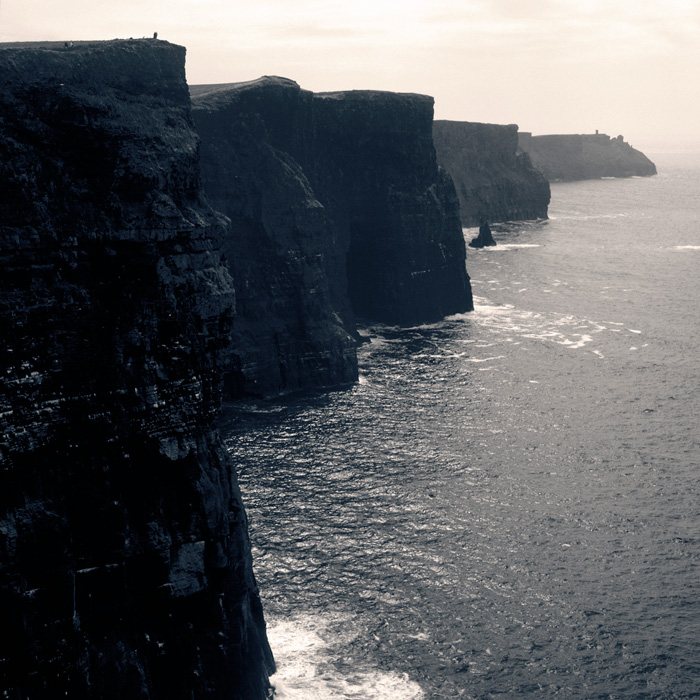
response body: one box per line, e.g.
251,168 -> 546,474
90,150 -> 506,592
518,132 -> 657,181
314,90 -> 473,325
190,77 -> 358,398
433,120 -> 550,228
192,77 -> 473,396
0,40 -> 273,699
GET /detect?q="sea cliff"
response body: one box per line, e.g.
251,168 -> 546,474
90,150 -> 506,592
191,78 -> 358,398
0,40 -> 273,699
518,132 -> 657,181
433,120 -> 550,227
192,78 -> 473,396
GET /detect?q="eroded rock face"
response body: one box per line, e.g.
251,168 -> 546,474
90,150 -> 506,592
0,40 -> 273,699
313,90 -> 473,325
192,79 -> 473,396
433,120 -> 551,227
518,132 -> 657,181
191,78 -> 359,398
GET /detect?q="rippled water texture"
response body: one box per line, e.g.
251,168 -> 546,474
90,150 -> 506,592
221,151 -> 700,699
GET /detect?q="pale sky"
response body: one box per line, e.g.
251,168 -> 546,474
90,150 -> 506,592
2,0 -> 699,149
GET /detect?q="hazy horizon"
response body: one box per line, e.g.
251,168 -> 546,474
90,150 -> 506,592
2,0 -> 699,150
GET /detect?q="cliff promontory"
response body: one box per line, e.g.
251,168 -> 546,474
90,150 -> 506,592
433,120 -> 550,227
192,78 -> 473,395
517,132 -> 657,181
191,78 -> 358,398
0,40 -> 273,699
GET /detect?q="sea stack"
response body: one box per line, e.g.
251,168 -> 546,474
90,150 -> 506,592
469,220 -> 497,248
0,40 -> 273,699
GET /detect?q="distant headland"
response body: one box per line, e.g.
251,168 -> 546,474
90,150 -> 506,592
517,131 -> 657,181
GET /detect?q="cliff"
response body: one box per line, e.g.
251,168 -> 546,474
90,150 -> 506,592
0,40 -> 273,699
314,90 -> 473,325
192,78 -> 472,395
433,120 -> 550,227
190,78 -> 358,398
517,132 -> 657,181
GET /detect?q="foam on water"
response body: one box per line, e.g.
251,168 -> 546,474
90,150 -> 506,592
268,614 -> 425,700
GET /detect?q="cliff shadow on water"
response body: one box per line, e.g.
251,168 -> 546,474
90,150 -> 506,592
0,40 -> 274,699
191,77 -> 473,398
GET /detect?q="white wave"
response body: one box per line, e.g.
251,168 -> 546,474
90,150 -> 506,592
269,614 -> 424,700
472,297 -> 613,352
480,244 -> 541,250
673,245 -> 700,250
464,355 -> 506,363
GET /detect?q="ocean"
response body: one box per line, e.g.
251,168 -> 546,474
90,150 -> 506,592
220,149 -> 700,699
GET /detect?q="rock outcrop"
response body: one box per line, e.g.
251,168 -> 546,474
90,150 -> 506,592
469,220 -> 497,249
315,90 -> 473,325
192,78 -> 473,395
517,132 -> 657,181
433,120 -> 550,227
0,40 -> 273,699
191,78 -> 358,398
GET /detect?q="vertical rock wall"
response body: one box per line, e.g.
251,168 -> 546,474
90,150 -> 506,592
433,120 -> 551,227
191,78 -> 358,398
0,40 -> 273,699
192,79 -> 473,397
313,91 -> 473,325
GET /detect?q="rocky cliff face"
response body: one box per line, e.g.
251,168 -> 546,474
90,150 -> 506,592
191,78 -> 358,398
0,40 -> 273,699
314,91 -> 473,325
192,78 -> 472,395
433,120 -> 550,227
518,132 -> 657,181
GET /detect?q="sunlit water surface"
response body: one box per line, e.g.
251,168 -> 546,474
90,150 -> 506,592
221,151 -> 700,699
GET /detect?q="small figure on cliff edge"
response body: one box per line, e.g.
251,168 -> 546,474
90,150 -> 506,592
469,219 -> 496,248
153,32 -> 158,39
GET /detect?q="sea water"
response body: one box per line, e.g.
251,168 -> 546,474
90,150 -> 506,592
220,149 -> 700,699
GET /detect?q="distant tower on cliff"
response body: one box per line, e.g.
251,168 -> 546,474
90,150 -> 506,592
153,32 -> 158,39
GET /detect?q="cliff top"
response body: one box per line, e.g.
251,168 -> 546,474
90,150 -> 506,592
434,119 -> 519,131
189,75 -> 300,99
316,88 -> 433,105
0,38 -> 186,94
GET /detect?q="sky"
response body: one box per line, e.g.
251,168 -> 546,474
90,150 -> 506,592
2,0 -> 699,149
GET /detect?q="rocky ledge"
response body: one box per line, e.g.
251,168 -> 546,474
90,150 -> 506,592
192,77 -> 473,397
0,40 -> 273,699
518,132 -> 657,181
433,120 -> 550,227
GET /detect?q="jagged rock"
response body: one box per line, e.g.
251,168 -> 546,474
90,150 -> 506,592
192,78 -> 473,396
433,120 -> 550,227
518,132 -> 657,181
469,220 -> 497,248
0,39 -> 273,699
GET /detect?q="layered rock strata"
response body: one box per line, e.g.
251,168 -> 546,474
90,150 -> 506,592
518,132 -> 657,181
433,120 -> 550,227
192,78 -> 473,395
0,40 -> 273,699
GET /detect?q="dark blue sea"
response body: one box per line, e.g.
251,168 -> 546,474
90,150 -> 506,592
220,149 -> 700,699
